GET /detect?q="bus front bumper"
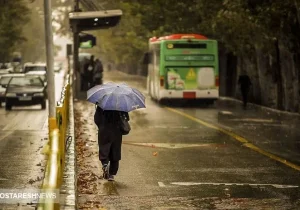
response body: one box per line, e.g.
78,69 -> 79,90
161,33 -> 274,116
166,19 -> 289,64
159,89 -> 219,100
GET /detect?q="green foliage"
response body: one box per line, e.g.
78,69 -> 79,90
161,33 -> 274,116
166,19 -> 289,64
0,0 -> 30,61
0,0 -> 73,62
81,1 -> 149,71
18,4 -> 46,62
77,0 -> 300,75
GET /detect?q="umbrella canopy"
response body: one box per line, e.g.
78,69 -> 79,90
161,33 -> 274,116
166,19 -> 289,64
87,82 -> 146,112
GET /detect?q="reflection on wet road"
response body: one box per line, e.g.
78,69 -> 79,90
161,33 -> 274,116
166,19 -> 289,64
75,70 -> 300,209
0,71 -> 64,209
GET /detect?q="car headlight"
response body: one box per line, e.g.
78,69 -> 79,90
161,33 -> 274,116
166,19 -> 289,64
33,93 -> 44,97
6,93 -> 16,97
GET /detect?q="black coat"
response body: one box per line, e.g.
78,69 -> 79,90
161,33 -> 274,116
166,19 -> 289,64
94,106 -> 129,161
238,75 -> 252,91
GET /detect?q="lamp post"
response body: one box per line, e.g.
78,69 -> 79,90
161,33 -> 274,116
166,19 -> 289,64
44,0 -> 56,131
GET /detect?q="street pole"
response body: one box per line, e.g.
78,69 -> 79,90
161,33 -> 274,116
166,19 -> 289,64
73,29 -> 79,98
73,0 -> 80,99
75,0 -> 79,11
44,0 -> 56,131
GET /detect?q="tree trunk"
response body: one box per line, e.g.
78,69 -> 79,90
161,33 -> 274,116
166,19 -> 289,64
255,46 -> 277,108
293,52 -> 300,112
274,39 -> 284,110
225,52 -> 237,97
294,0 -> 300,26
218,46 -> 227,96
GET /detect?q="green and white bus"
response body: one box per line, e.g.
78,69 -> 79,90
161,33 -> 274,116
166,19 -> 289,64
145,34 -> 219,103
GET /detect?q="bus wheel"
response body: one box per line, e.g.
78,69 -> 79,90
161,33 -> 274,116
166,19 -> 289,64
206,100 -> 215,106
157,99 -> 167,106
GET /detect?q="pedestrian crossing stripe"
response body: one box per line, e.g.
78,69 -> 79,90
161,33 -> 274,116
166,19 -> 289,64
123,142 -> 225,149
186,68 -> 196,80
159,182 -> 299,189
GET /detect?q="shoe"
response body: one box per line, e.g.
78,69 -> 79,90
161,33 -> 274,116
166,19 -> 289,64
102,164 -> 109,179
108,175 -> 114,181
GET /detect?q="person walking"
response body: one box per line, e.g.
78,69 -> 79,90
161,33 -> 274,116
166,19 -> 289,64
93,59 -> 103,86
80,57 -> 89,91
84,55 -> 95,89
238,74 -> 252,109
94,105 -> 130,181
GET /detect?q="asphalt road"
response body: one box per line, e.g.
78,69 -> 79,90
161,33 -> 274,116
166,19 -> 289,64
76,70 -> 300,210
0,71 -> 65,209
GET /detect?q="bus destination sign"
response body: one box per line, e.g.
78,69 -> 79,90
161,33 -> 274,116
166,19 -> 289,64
165,55 -> 214,61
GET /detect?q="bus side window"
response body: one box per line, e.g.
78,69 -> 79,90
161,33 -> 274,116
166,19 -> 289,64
143,52 -> 151,65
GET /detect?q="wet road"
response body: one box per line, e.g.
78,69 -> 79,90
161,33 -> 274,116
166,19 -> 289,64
75,70 -> 300,209
0,71 -> 65,209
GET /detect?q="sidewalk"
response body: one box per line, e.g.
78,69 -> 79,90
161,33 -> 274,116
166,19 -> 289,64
73,100 -> 105,209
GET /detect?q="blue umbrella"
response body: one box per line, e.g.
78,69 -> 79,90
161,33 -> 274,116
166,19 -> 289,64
87,82 -> 146,112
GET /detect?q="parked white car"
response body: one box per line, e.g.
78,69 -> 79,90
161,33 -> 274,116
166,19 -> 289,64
0,63 -> 13,75
23,62 -> 47,73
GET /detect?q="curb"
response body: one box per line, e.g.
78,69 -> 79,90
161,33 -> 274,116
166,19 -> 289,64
218,97 -> 300,118
59,88 -> 77,210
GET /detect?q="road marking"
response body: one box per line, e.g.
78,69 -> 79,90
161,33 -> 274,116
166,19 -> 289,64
0,131 -> 14,142
123,142 -> 225,149
42,118 -> 48,130
0,177 -> 8,181
169,182 -> 299,189
149,125 -> 189,129
158,182 -> 166,187
229,118 -> 274,123
263,123 -> 289,127
165,107 -> 300,172
219,111 -> 233,115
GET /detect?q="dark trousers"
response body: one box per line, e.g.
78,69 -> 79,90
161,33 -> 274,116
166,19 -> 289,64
80,74 -> 85,91
241,88 -> 249,107
101,160 -> 119,175
93,77 -> 102,86
98,128 -> 122,176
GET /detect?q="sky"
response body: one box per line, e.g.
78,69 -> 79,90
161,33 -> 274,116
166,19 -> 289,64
54,35 -> 72,58
53,7 -> 72,58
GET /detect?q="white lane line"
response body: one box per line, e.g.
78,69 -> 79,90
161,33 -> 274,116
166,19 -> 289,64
125,143 -> 223,149
0,177 -> 8,181
219,111 -> 233,115
149,125 -> 189,129
170,182 -> 299,189
42,118 -> 48,131
229,118 -> 274,123
0,131 -> 14,142
158,182 -> 166,187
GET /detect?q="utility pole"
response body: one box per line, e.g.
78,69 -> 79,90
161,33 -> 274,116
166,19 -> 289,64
73,0 -> 80,98
44,0 -> 56,130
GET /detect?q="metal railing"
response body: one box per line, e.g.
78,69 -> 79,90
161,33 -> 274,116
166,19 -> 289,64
37,129 -> 61,210
38,74 -> 71,210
